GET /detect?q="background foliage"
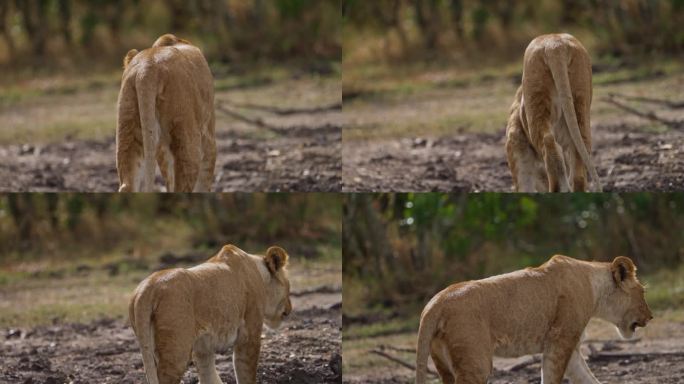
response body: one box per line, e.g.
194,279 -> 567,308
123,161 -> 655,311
0,193 -> 342,263
344,193 -> 684,315
0,0 -> 340,69
343,0 -> 684,64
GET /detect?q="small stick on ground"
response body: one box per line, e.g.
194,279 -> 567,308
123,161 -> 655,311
588,350 -> 684,362
290,284 -> 342,297
215,102 -> 341,136
603,95 -> 683,130
377,344 -> 417,354
219,100 -> 342,115
369,348 -> 438,377
608,93 -> 684,109
501,355 -> 542,372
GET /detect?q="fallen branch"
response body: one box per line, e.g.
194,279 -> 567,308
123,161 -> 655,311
608,93 -> 684,109
603,95 -> 683,130
290,285 -> 342,297
377,344 -> 416,354
500,355 -> 542,372
219,100 -> 342,115
369,348 -> 438,377
215,102 -> 341,136
588,350 -> 684,362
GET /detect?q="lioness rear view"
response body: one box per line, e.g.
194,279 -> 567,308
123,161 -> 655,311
505,33 -> 601,192
129,245 -> 292,384
416,255 -> 652,384
117,33 -> 216,192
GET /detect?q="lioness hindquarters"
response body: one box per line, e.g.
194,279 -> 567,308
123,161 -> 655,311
116,34 -> 216,192
505,33 -> 599,192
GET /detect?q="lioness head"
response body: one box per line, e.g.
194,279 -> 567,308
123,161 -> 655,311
603,256 -> 653,339
262,246 -> 292,329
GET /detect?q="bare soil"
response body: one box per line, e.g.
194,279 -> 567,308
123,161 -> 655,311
1,290 -> 341,383
343,123 -> 684,192
0,118 -> 341,193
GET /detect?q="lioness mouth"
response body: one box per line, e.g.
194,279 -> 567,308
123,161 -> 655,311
630,321 -> 644,332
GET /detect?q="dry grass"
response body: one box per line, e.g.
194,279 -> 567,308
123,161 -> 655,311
343,59 -> 684,142
0,67 -> 341,145
0,253 -> 340,328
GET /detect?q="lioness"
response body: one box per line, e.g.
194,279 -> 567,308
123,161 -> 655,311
416,255 -> 652,384
129,244 -> 292,384
117,33 -> 216,192
505,33 -> 601,192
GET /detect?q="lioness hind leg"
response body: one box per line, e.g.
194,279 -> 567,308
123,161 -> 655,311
542,133 -> 570,192
155,330 -> 193,384
449,346 -> 491,384
570,94 -> 591,192
195,119 -> 216,192
506,132 -> 538,193
171,124 -> 202,192
117,149 -> 143,192
157,146 -> 175,192
430,339 -> 455,384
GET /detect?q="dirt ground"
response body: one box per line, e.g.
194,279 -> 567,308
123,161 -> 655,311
0,74 -> 341,192
343,123 -> 684,192
1,288 -> 341,384
342,65 -> 684,192
342,322 -> 684,384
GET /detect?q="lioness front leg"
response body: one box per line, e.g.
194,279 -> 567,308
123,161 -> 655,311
233,338 -> 261,384
565,346 -> 601,384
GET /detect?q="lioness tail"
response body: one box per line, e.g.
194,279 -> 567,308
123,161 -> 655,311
546,48 -> 602,191
416,301 -> 440,384
130,282 -> 159,384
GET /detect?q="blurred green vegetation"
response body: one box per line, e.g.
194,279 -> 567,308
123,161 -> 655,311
343,193 -> 684,326
0,0 -> 340,74
0,193 -> 342,264
343,0 -> 684,65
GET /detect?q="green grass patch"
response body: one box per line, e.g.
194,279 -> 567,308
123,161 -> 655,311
643,265 -> 684,311
344,316 -> 419,340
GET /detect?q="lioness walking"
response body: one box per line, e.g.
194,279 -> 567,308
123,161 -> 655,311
416,255 -> 652,384
117,34 -> 216,192
129,244 -> 292,384
505,33 -> 601,192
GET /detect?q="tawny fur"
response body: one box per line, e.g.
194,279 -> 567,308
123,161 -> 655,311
505,33 -> 602,192
117,33 -> 216,192
129,245 -> 292,384
416,255 -> 652,384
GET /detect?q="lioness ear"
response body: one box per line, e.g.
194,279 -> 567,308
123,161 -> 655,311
123,49 -> 139,69
264,246 -> 289,274
611,256 -> 636,286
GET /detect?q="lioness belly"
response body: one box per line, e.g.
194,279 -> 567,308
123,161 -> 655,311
493,334 -> 544,357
